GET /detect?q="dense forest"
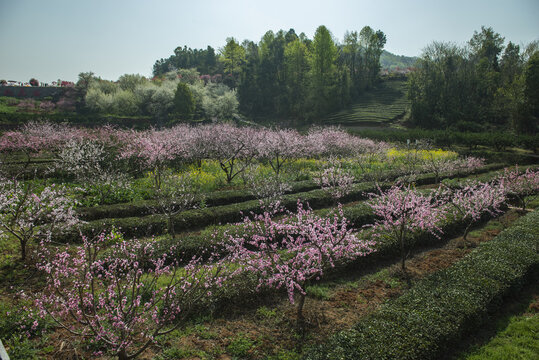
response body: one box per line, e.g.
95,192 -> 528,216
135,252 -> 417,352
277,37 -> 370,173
153,25 -> 387,120
408,26 -> 538,134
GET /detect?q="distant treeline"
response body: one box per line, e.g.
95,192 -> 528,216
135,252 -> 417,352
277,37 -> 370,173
153,25 -> 387,120
408,26 -> 538,134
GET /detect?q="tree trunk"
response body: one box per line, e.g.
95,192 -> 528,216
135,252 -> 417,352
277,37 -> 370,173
462,222 -> 472,249
296,293 -> 306,331
117,349 -> 129,360
399,230 -> 406,271
169,215 -> 176,240
20,238 -> 26,261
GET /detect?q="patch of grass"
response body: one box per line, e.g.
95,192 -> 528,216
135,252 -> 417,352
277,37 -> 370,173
227,333 -> 255,358
256,305 -> 278,319
459,315 -> 538,359
4,335 -> 40,360
361,267 -> 403,289
270,349 -> 302,360
305,284 -> 332,300
192,324 -> 218,340
0,96 -> 19,114
155,346 -> 209,360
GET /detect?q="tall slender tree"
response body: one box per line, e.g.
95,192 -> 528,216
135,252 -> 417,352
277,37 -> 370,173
308,25 -> 338,117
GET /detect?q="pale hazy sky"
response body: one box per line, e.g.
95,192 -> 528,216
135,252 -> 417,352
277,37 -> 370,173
1,0 -> 538,83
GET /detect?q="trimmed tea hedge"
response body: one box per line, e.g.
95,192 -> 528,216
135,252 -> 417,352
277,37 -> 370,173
77,179 -> 320,221
353,128 -> 539,154
56,182 -> 386,243
303,210 -> 539,360
76,163 -> 507,222
58,163 -> 508,243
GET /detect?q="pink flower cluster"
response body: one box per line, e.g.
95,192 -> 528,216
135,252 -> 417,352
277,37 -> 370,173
226,202 -> 376,305
314,157 -> 356,201
33,231 -> 227,359
0,180 -> 80,260
368,184 -> 445,240
498,167 -> 539,210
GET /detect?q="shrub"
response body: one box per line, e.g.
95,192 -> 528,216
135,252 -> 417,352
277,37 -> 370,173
113,89 -> 138,115
38,100 -> 55,112
16,99 -> 35,112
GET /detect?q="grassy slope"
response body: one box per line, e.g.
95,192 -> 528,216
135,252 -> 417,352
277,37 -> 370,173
0,96 -> 18,114
325,80 -> 409,129
380,50 -> 418,70
461,315 -> 539,360
454,278 -> 538,360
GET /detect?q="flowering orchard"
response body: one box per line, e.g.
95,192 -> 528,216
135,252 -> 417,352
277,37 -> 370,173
0,121 -> 537,359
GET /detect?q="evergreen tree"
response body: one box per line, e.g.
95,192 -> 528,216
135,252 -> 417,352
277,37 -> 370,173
173,82 -> 195,120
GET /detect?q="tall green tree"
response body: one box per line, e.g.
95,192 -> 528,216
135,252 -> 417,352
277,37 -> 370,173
494,42 -> 525,129
258,30 -> 287,115
173,82 -> 195,120
238,40 -> 262,114
342,31 -> 361,97
221,37 -> 246,88
469,26 -> 505,123
521,51 -> 539,133
284,38 -> 309,117
359,26 -> 386,89
308,25 -> 338,117
408,42 -> 475,128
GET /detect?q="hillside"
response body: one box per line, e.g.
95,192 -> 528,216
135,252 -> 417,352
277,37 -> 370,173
380,50 -> 418,70
325,79 -> 409,129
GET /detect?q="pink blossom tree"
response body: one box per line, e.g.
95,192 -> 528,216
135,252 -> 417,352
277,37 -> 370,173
203,124 -> 261,184
0,180 -> 80,260
34,231 -> 227,360
118,127 -> 188,189
499,168 -> 539,211
367,184 -> 445,271
256,128 -> 305,176
152,172 -> 201,239
225,202 -> 375,327
450,156 -> 485,178
243,164 -> 292,209
447,181 -> 506,245
314,156 -> 355,203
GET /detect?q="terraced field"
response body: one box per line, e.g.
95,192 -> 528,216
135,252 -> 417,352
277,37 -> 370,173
326,80 -> 409,128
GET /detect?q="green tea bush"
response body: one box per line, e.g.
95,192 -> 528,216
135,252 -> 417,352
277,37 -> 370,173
304,211 -> 539,360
